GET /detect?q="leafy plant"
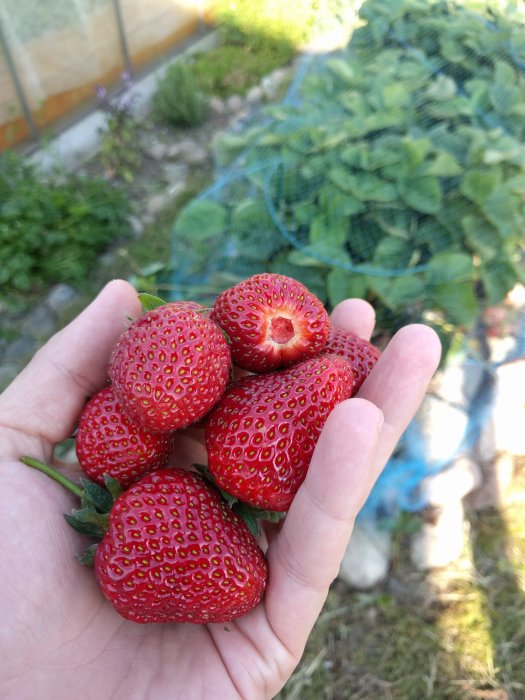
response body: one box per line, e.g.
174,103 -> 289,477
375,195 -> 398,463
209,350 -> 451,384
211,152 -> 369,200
152,59 -> 208,128
0,150 -> 131,300
96,72 -> 141,183
174,0 -> 525,351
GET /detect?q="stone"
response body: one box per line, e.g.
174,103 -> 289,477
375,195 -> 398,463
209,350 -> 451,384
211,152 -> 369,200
146,193 -> 172,216
170,139 -> 209,166
410,394 -> 469,467
45,284 -> 79,314
21,304 -> 56,339
226,94 -> 244,114
128,215 -> 144,238
488,359 -> 525,455
209,96 -> 226,115
465,453 -> 515,511
145,141 -> 168,161
338,522 -> 391,590
3,336 -> 39,364
246,85 -> 264,105
0,363 -> 19,391
410,500 -> 467,570
420,456 -> 482,507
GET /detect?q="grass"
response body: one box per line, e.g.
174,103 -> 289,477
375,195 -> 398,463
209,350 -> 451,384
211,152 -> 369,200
278,458 -> 525,699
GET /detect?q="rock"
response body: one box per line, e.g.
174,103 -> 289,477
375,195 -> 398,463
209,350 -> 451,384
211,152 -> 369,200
45,284 -> 79,314
226,94 -> 244,114
0,362 -> 19,391
410,500 -> 467,570
145,141 -> 168,161
146,193 -> 173,216
487,359 -> 525,455
128,215 -> 144,238
3,336 -> 39,363
246,85 -> 264,105
420,456 -> 482,507
21,304 -> 56,339
338,522 -> 391,589
170,139 -> 209,166
209,96 -> 226,115
410,394 -> 469,466
465,453 -> 515,511
182,145 -> 208,166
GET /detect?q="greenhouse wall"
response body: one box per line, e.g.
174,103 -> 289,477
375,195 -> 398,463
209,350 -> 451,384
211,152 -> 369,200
0,0 -> 207,151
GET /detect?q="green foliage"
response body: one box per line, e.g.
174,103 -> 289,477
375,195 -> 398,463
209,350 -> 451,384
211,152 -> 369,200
175,0 -> 525,348
193,43 -> 293,99
0,151 -> 130,299
153,59 -> 208,128
96,77 -> 141,183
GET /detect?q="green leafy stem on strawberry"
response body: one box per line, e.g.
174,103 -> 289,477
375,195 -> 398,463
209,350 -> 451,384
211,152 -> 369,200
21,456 -> 285,549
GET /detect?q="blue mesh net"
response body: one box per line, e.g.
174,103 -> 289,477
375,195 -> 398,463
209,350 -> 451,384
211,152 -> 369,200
170,0 -> 525,521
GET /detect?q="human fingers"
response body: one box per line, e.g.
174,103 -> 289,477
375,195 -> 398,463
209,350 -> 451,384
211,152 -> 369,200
358,323 -> 441,472
330,298 -> 376,340
263,398 -> 383,658
0,280 -> 141,452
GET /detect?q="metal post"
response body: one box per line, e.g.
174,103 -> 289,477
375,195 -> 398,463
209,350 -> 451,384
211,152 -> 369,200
112,0 -> 133,76
0,16 -> 39,141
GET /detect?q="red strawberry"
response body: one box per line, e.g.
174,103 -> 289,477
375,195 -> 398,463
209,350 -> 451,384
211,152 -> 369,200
76,386 -> 173,489
94,468 -> 268,624
110,303 -> 231,432
322,327 -> 381,394
205,354 -> 354,511
210,273 -> 330,373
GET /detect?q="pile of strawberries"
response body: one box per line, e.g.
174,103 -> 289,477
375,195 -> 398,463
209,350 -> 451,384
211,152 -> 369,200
53,273 -> 381,624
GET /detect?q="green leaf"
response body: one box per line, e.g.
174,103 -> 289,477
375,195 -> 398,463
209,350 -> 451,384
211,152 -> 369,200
327,268 -> 367,307
387,275 -> 426,310
426,252 -> 474,284
482,185 -> 523,239
422,151 -> 463,177
461,214 -> 500,261
64,513 -> 106,538
398,177 -> 442,214
425,74 -> 457,101
175,200 -> 228,240
76,544 -> 98,567
431,281 -> 479,327
326,58 -> 357,85
79,478 -> 115,513
480,260 -> 518,305
309,214 -> 347,249
460,169 -> 501,205
138,292 -> 167,312
103,474 -> 123,501
373,237 -> 412,269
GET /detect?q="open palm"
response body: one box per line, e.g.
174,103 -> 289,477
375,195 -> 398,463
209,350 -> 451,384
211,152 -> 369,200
0,280 -> 440,700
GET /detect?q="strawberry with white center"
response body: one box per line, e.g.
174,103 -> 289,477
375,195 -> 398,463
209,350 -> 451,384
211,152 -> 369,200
210,273 -> 330,373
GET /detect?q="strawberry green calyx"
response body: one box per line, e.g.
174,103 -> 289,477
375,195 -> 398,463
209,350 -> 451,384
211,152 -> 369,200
193,463 -> 286,538
21,456 -> 121,564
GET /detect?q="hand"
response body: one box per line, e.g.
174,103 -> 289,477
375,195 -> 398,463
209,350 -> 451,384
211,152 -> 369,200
0,280 -> 440,700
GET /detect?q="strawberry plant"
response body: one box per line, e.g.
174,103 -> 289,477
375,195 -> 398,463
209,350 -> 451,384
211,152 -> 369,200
173,0 -> 525,355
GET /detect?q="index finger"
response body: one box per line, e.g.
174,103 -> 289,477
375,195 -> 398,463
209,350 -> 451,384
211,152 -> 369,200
0,280 -> 141,452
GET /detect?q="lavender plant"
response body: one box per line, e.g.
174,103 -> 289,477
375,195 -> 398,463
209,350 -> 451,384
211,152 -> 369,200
96,72 -> 141,183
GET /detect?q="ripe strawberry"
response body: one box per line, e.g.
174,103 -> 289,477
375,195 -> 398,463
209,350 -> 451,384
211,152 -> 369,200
76,386 -> 173,489
205,354 -> 354,511
110,303 -> 231,432
94,468 -> 268,624
210,273 -> 330,373
322,327 -> 381,394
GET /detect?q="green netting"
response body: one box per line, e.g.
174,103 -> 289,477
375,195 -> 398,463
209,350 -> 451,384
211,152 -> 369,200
172,0 -> 525,338
170,0 -> 525,520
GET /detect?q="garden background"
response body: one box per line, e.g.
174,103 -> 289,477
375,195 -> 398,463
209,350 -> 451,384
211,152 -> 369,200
1,0 -> 525,697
